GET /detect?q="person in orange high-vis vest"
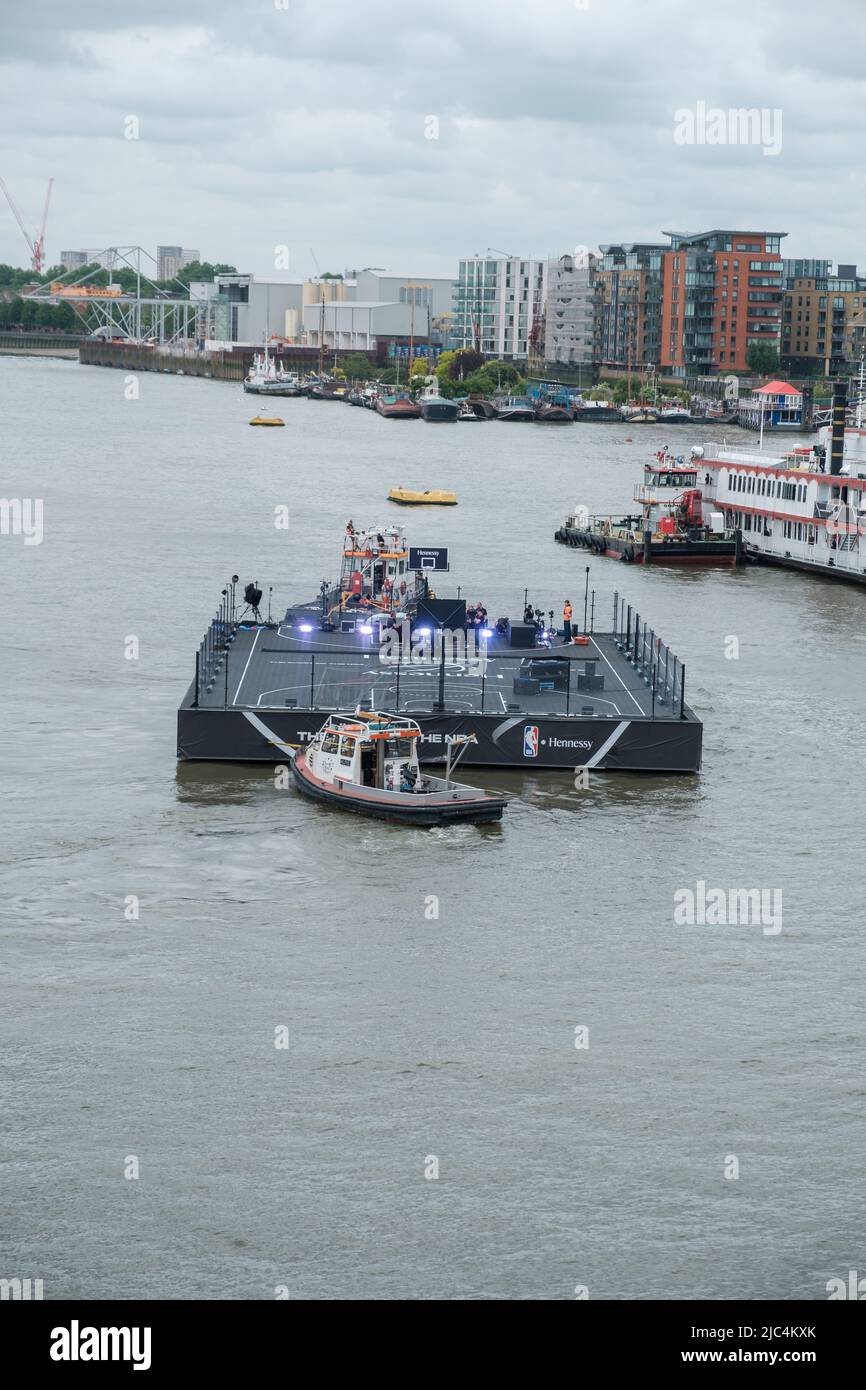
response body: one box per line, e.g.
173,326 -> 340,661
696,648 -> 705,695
563,600 -> 573,641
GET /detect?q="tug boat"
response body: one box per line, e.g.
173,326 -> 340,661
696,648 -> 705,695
460,397 -> 498,420
496,396 -> 535,422
555,446 -> 739,564
572,400 -> 623,422
534,403 -> 573,424
309,379 -> 348,400
243,347 -> 304,396
419,383 -> 459,422
290,712 -> 506,825
387,487 -> 457,506
377,392 -> 422,419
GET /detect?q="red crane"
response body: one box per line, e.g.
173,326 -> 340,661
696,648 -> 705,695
0,175 -> 54,274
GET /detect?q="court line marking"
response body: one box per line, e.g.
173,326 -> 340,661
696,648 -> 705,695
233,627 -> 262,705
588,637 -> 645,714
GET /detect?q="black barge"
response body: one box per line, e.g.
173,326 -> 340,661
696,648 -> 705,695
177,521 -> 701,774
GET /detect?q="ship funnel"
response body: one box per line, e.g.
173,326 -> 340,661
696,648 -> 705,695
830,379 -> 847,475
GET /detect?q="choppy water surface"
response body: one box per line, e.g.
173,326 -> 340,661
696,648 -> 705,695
2,355 -> 865,1300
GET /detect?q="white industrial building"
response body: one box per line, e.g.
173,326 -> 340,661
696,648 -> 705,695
288,269 -> 455,350
191,267 -> 456,350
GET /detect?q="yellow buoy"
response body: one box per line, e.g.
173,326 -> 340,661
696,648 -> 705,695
387,487 -> 457,506
249,416 -> 285,427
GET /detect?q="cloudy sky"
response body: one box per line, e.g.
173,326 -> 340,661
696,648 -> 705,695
1,0 -> 864,279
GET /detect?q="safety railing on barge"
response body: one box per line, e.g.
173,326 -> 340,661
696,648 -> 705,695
611,590 -> 686,717
193,580 -> 240,705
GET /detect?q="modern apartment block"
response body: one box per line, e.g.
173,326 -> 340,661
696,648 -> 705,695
594,243 -> 665,367
453,255 -> 547,360
782,258 -> 832,282
659,229 -> 785,375
58,248 -> 122,271
544,251 -> 597,365
157,245 -> 200,281
781,265 -> 866,376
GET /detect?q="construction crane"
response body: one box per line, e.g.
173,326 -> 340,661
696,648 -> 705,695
0,175 -> 53,274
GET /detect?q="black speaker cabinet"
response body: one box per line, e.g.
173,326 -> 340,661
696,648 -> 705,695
507,621 -> 536,649
513,676 -> 540,696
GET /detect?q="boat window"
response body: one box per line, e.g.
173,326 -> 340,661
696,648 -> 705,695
384,736 -> 414,760
338,736 -> 355,760
321,732 -> 340,755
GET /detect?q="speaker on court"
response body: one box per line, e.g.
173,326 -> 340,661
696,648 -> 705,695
507,621 -> 536,649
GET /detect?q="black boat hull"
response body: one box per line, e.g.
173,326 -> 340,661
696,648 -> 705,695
421,401 -> 459,422
555,527 -> 737,565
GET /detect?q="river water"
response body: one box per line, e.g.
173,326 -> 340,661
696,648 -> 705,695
2,354 -> 865,1301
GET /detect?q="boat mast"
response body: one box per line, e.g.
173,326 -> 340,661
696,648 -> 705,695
319,285 -> 325,378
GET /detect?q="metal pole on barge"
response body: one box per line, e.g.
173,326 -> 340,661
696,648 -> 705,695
582,566 -> 590,632
434,624 -> 446,711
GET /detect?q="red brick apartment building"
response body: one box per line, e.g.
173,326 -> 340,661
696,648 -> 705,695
658,230 -> 785,375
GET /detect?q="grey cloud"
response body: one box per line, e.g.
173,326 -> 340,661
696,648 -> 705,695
0,0 -> 864,272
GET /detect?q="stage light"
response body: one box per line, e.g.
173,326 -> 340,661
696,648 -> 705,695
298,623 -> 314,633
358,624 -> 373,634
244,582 -> 263,608
480,627 -> 494,638
415,626 -> 432,636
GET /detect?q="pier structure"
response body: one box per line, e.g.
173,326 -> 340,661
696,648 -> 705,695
21,245 -> 205,345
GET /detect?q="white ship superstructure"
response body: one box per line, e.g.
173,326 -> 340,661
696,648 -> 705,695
694,383 -> 866,583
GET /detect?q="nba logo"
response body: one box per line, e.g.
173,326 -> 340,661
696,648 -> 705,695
523,725 -> 539,758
